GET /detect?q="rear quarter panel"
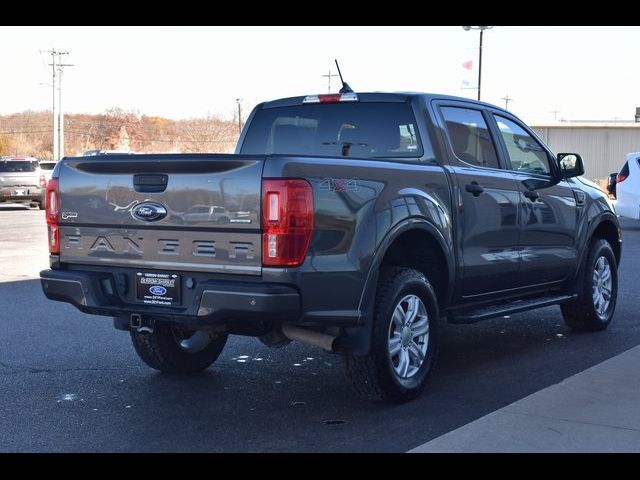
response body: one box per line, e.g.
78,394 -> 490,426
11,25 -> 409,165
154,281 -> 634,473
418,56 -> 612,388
261,156 -> 453,323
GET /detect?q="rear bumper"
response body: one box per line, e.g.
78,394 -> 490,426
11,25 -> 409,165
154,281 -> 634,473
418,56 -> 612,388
0,186 -> 44,203
40,268 -> 300,325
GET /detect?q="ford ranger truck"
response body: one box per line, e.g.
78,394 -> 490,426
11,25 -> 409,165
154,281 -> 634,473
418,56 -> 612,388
40,92 -> 621,403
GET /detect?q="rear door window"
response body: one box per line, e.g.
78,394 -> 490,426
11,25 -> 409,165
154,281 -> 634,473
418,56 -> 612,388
241,102 -> 424,159
440,107 -> 500,169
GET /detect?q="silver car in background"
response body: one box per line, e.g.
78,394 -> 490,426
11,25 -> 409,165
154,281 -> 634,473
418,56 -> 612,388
0,156 -> 46,209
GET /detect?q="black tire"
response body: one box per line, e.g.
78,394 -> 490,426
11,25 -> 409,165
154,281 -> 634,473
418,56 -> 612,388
343,267 -> 438,403
38,201 -> 45,210
130,322 -> 227,373
561,238 -> 617,332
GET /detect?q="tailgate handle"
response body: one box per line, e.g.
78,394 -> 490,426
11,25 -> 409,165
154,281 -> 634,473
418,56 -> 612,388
133,174 -> 168,193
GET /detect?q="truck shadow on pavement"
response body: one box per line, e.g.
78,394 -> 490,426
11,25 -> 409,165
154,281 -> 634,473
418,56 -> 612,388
2,277 -> 639,452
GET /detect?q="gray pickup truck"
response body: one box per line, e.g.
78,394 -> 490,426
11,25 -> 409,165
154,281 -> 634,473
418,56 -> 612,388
40,91 -> 621,402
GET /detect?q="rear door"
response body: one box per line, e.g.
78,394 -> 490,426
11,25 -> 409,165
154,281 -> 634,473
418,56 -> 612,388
434,102 -> 522,298
56,154 -> 263,275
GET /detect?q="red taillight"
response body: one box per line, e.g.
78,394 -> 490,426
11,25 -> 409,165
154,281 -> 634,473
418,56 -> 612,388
45,179 -> 60,254
616,173 -> 627,183
262,179 -> 314,267
39,174 -> 47,188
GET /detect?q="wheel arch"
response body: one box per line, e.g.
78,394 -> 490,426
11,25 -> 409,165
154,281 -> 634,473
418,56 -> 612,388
591,216 -> 621,266
570,212 -> 621,297
340,218 -> 454,355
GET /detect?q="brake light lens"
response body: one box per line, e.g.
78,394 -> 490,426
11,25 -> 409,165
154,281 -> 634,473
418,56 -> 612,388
262,179 -> 314,267
616,173 -> 627,183
303,92 -> 358,104
45,179 -> 60,254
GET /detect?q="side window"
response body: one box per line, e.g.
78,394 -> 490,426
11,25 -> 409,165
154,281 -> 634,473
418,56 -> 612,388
441,107 -> 500,169
494,115 -> 551,175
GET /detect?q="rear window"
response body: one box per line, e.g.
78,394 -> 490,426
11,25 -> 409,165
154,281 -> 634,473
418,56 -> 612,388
240,102 -> 424,159
0,160 -> 38,172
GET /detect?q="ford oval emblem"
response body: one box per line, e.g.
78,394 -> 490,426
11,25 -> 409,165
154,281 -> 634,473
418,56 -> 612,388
149,285 -> 167,296
132,202 -> 167,222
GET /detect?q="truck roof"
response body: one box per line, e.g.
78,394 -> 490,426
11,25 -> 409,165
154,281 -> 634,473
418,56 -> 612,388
260,91 -> 503,110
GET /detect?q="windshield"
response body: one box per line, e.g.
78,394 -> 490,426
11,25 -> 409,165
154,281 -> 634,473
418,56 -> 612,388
0,160 -> 38,172
241,102 -> 423,158
39,163 -> 56,171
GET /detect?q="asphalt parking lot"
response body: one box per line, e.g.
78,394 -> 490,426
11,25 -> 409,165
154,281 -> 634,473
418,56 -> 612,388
1,205 -> 639,452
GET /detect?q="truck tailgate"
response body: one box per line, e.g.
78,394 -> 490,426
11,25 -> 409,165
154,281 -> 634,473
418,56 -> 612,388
1,171 -> 40,188
56,154 -> 263,275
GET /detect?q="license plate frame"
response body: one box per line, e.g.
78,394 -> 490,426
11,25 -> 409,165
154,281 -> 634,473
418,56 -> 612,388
136,271 -> 181,306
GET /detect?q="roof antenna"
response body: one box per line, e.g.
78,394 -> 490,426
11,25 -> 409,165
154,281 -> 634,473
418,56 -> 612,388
334,59 -> 353,94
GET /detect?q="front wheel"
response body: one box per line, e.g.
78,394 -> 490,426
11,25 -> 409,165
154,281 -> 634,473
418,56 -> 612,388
561,238 -> 618,332
131,322 -> 227,373
343,267 -> 438,403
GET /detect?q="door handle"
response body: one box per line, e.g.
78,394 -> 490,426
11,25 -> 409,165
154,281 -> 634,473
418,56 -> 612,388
523,189 -> 539,202
133,174 -> 168,193
465,182 -> 484,197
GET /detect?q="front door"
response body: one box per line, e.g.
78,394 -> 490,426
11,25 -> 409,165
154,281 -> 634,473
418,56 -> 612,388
490,113 -> 579,287
437,104 -> 522,298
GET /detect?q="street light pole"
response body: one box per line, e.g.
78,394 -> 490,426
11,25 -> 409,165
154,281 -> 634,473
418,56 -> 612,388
477,28 -> 484,101
462,26 -> 493,101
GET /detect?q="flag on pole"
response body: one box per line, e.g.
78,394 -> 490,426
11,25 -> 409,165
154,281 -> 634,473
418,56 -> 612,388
461,60 -> 474,90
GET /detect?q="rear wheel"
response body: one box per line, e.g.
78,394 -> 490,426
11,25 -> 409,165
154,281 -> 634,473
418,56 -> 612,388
131,322 -> 227,373
561,238 -> 617,332
343,267 -> 438,403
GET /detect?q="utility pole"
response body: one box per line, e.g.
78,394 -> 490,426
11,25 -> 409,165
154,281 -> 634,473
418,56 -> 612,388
58,68 -> 63,159
43,49 -> 72,160
56,62 -> 73,159
501,94 -> 513,110
236,99 -> 243,135
42,49 -> 60,160
321,70 -> 338,93
551,110 -> 560,121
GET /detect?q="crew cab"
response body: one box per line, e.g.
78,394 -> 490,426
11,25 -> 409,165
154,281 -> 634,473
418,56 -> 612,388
40,92 -> 621,402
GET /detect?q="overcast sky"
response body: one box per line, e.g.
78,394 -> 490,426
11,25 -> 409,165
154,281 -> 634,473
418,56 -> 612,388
2,26 -> 639,124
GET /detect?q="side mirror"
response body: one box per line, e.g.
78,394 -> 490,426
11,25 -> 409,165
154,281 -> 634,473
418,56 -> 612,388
557,153 -> 584,179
